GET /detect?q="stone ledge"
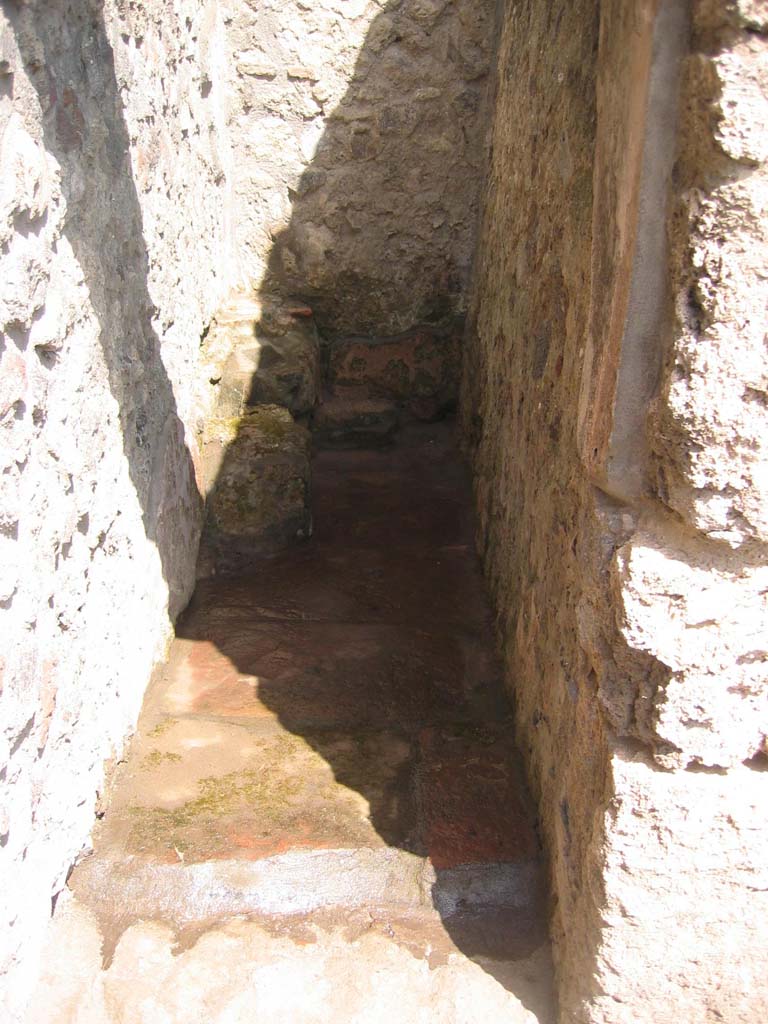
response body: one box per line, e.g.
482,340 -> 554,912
70,848 -> 544,931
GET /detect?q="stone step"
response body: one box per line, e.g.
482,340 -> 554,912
34,893 -> 552,1024
161,632 -> 506,731
75,676 -> 533,868
313,394 -> 399,447
71,849 -> 543,935
70,691 -> 545,964
187,543 -> 491,631
309,424 -> 477,546
58,422 -> 554,1023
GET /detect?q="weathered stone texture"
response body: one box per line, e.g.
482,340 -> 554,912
592,9 -> 768,1013
313,396 -> 400,448
652,0 -> 768,547
30,894 -> 546,1024
462,0 -> 767,1020
328,325 -> 461,418
203,405 -> 312,573
204,300 -> 321,419
225,0 -> 495,334
0,2 -> 232,1017
1,0 -> 494,1003
461,2 -> 605,1016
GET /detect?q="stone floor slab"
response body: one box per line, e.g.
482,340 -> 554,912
162,623 -> 498,730
99,719 -> 416,862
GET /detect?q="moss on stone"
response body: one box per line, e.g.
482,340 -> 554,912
147,718 -> 178,739
127,749 -> 308,856
242,404 -> 295,440
141,749 -> 183,770
205,414 -> 246,445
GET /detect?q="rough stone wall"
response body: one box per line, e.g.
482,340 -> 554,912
462,0 -> 768,1020
460,0 -> 606,1013
0,2 -> 232,1017
225,0 -> 495,335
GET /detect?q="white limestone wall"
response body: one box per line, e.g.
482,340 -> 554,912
0,2 -> 234,1016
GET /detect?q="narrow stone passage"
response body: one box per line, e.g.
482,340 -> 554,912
62,422 -> 554,1022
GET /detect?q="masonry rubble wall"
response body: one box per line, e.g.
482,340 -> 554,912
0,1 -> 233,1016
225,0 -> 495,335
461,0 -> 768,1020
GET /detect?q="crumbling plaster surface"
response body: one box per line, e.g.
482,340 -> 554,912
462,0 -> 767,1019
225,0 -> 495,334
0,1 -> 233,1018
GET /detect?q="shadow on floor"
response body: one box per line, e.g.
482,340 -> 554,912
179,0 -> 551,1006
11,2 -> 554,1016
173,423 -> 555,1021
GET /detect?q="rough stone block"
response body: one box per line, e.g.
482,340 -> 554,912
203,406 -> 311,573
327,325 -> 461,420
461,0 -> 768,1019
208,309 -> 321,419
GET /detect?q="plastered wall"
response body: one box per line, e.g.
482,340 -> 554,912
4,0 -> 766,1019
